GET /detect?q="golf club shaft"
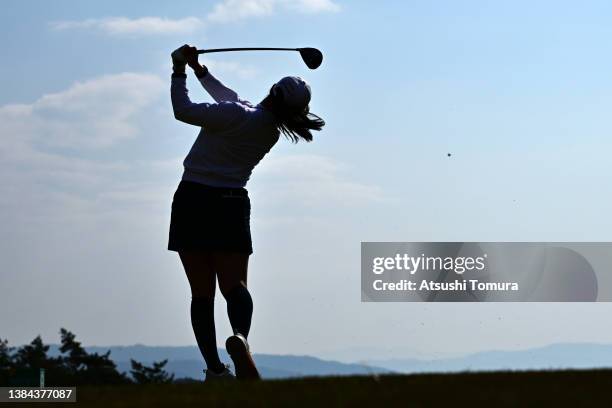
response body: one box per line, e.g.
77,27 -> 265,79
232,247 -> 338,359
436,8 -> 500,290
197,47 -> 298,54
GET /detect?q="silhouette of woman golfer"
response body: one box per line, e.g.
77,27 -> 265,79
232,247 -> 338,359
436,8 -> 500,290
168,45 -> 324,381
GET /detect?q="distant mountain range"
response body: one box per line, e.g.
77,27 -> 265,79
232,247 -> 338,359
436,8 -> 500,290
47,345 -> 391,380
367,343 -> 612,373
46,342 -> 612,380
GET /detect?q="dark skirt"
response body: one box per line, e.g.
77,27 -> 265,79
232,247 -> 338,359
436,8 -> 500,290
168,180 -> 253,254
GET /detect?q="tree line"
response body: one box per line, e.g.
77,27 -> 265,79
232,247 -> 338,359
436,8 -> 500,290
0,328 -> 175,386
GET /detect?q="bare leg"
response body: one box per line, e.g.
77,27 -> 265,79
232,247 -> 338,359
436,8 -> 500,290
213,252 -> 252,337
214,252 -> 249,293
179,251 -> 216,298
178,251 -> 224,373
212,251 -> 259,379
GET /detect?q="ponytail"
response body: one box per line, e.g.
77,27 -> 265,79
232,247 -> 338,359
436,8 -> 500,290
269,89 -> 325,143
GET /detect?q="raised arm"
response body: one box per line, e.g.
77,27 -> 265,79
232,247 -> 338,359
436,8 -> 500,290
175,44 -> 247,104
195,68 -> 241,103
171,73 -> 237,129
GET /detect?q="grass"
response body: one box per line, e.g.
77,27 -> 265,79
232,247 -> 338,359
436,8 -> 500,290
47,369 -> 611,407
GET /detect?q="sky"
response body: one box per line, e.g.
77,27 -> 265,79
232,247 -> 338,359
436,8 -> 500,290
2,0 -> 612,362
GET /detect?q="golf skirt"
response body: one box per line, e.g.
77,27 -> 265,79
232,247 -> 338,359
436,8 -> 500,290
168,180 -> 253,254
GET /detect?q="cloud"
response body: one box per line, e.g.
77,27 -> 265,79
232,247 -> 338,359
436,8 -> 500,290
49,1 -> 339,36
207,0 -> 340,23
0,73 -> 165,150
0,71 -> 176,238
50,17 -> 203,35
201,58 -> 259,79
252,154 -> 382,208
290,0 -> 342,13
207,0 -> 276,22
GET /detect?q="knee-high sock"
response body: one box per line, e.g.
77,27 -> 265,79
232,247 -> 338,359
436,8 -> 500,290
226,285 -> 253,338
191,297 -> 224,372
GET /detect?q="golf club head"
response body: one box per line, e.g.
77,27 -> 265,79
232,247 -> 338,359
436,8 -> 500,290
298,48 -> 323,70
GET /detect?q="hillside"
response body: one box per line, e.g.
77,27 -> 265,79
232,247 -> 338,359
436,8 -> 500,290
44,342 -> 612,380
46,345 -> 391,380
369,343 -> 612,373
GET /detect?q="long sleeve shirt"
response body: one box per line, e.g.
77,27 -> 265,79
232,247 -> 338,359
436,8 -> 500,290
171,71 -> 279,188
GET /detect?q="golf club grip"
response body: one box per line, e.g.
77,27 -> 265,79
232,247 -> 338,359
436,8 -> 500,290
197,47 -> 298,54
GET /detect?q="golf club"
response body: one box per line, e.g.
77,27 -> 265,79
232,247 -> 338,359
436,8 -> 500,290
196,47 -> 323,70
